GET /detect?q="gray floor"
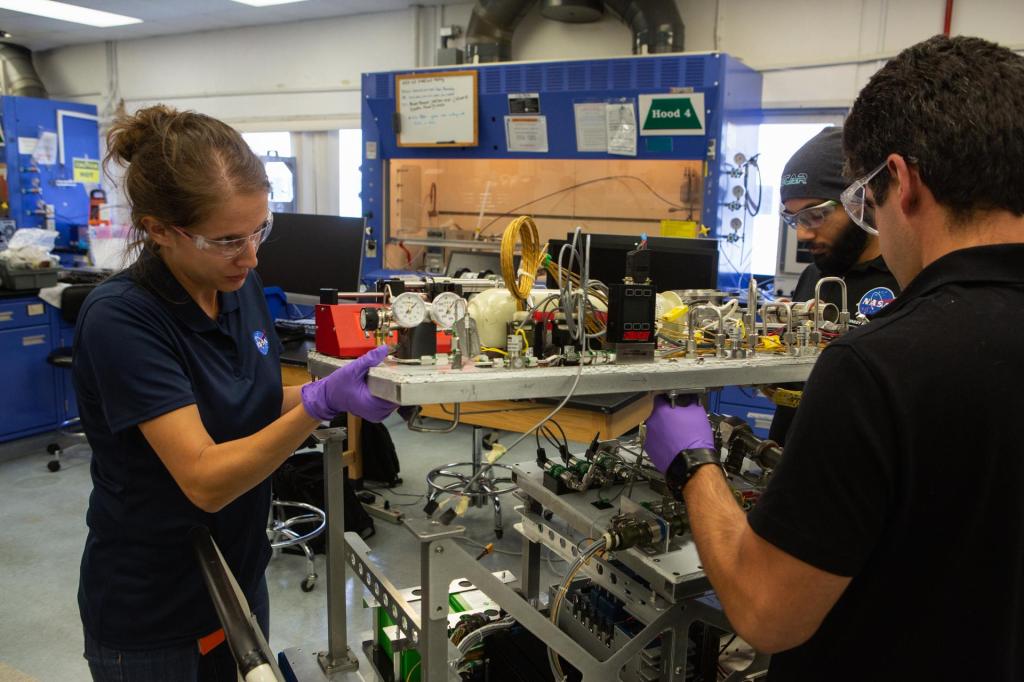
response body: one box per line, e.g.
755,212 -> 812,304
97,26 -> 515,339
0,415 -> 566,681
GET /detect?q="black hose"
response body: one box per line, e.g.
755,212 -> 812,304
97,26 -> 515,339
190,526 -> 269,677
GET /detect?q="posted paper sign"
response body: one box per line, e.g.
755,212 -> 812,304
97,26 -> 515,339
574,103 -> 607,152
17,137 -> 37,155
73,158 -> 101,184
32,132 -> 58,165
638,93 -> 706,136
504,115 -> 549,153
606,102 -> 637,157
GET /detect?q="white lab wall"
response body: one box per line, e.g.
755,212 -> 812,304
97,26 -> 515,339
31,1 -> 1024,129
35,10 -> 420,130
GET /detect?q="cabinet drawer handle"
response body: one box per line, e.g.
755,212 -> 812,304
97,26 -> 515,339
0,311 -> 12,322
22,335 -> 46,347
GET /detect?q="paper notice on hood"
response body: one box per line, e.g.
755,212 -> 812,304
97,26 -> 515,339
574,103 -> 607,152
504,115 -> 549,153
606,101 -> 637,157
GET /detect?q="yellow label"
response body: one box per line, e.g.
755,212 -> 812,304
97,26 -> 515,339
660,219 -> 699,239
27,303 -> 44,316
73,158 -> 101,184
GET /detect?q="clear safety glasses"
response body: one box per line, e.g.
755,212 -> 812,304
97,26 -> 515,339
172,212 -> 274,259
779,199 -> 839,231
840,160 -> 888,236
840,156 -> 917,236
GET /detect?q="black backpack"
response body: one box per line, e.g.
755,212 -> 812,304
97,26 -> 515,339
272,450 -> 375,553
359,421 -> 402,488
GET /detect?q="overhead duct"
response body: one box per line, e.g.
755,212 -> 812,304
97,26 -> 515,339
465,0 -> 536,64
0,43 -> 47,98
604,0 -> 685,55
540,0 -> 604,24
464,0 -> 684,63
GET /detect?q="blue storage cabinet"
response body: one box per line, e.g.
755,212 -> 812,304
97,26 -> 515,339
715,385 -> 777,439
0,296 -> 62,442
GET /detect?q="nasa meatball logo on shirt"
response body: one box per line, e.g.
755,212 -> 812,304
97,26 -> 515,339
252,330 -> 270,356
858,287 -> 896,316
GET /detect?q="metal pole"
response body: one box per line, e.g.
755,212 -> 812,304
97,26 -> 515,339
420,540 -> 453,681
315,427 -> 359,674
520,498 -> 542,605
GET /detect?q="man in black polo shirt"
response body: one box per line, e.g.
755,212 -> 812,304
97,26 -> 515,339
644,35 -> 1024,680
770,126 -> 900,444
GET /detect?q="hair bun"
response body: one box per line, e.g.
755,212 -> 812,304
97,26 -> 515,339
106,104 -> 180,165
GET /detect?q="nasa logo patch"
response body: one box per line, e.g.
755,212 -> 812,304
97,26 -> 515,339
252,330 -> 270,356
858,287 -> 895,316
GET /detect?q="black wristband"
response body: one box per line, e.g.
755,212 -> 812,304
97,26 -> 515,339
664,448 -> 721,501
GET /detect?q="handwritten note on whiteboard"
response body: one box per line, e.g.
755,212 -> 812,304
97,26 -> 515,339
396,71 -> 478,147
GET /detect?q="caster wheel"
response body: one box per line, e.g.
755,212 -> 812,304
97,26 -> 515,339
47,460 -> 61,472
494,529 -> 503,539
46,443 -> 61,455
482,434 -> 496,450
301,575 -> 317,592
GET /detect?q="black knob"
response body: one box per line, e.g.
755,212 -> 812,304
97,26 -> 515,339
360,308 -> 381,332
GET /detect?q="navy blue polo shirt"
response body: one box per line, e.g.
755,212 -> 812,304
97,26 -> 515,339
73,250 -> 283,649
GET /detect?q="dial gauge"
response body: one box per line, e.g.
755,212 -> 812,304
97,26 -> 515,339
359,307 -> 381,331
391,292 -> 428,328
429,291 -> 468,330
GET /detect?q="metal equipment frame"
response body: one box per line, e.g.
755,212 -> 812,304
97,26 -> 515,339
288,353 -> 810,680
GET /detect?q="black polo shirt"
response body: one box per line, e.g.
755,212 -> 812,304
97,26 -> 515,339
748,244 -> 1024,680
74,251 -> 282,649
769,256 -> 900,445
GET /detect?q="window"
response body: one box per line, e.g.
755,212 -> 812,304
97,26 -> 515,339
243,131 -> 296,211
338,129 -> 363,218
242,131 -> 292,157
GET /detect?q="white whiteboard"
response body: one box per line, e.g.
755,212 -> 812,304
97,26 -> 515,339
396,71 -> 478,147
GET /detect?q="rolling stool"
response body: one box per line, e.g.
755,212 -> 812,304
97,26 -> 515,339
267,500 -> 326,592
423,426 -> 518,537
46,284 -> 95,472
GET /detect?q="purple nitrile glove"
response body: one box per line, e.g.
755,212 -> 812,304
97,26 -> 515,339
301,345 -> 398,423
644,395 -> 715,473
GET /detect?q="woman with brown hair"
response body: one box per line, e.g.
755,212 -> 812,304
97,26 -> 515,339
73,105 -> 395,680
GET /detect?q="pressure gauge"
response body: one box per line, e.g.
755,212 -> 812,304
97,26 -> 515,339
359,307 -> 381,332
390,292 -> 428,328
429,291 -> 468,330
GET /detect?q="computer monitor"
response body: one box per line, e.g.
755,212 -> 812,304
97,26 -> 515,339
255,213 -> 364,305
546,233 -> 719,291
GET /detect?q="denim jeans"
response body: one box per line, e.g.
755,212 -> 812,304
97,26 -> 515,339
83,578 -> 270,682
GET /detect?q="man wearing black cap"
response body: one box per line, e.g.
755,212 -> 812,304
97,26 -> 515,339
768,126 -> 900,444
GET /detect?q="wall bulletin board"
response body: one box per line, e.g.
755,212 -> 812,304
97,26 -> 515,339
396,70 -> 478,147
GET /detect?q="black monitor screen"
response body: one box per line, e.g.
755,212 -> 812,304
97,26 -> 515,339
546,233 -> 719,290
255,213 -> 364,300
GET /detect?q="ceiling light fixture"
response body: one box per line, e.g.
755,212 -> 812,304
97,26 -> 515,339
229,0 -> 311,6
0,0 -> 141,27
